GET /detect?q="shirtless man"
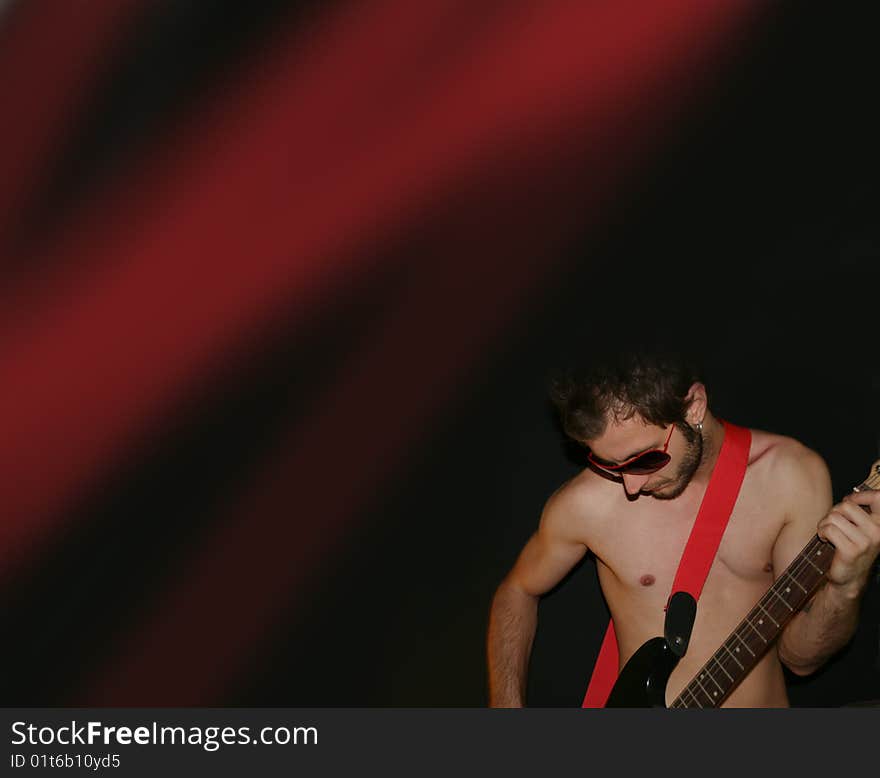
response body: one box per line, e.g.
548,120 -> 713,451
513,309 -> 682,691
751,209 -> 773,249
486,347 -> 880,707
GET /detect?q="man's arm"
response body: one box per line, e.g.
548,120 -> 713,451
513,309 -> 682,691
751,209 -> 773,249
778,487 -> 880,676
486,489 -> 589,707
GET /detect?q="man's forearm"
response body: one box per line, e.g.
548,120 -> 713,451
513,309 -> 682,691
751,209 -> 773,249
784,487 -> 880,675
486,582 -> 539,707
778,580 -> 862,676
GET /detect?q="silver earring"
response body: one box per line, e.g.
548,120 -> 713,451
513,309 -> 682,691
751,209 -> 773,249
695,420 -> 703,433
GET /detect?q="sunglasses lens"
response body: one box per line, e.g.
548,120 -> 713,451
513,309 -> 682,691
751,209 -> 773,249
620,452 -> 671,475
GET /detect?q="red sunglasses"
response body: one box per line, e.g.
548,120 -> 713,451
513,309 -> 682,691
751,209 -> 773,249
587,424 -> 675,475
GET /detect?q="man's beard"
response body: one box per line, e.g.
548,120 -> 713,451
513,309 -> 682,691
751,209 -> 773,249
649,428 -> 703,500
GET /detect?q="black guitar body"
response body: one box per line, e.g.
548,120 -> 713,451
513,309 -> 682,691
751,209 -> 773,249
602,593 -> 695,708
604,637 -> 678,707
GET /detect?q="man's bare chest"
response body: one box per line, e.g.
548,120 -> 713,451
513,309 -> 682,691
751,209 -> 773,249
591,485 -> 784,599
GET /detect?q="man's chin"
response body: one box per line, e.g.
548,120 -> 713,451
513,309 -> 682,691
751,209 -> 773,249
647,481 -> 686,500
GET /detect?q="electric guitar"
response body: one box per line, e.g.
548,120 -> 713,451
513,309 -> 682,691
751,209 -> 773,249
605,459 -> 880,707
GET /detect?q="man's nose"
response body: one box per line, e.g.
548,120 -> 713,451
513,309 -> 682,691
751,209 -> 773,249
621,473 -> 651,495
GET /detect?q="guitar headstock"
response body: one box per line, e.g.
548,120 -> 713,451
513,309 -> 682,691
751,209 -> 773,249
853,459 -> 880,492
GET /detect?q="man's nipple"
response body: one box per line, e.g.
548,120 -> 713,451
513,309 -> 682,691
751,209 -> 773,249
639,574 -> 655,587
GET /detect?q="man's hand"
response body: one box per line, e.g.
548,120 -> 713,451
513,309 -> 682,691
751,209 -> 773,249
817,489 -> 880,600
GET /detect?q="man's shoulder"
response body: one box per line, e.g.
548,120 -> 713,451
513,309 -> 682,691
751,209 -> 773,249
539,470 -> 616,541
746,428 -> 828,473
745,427 -> 831,499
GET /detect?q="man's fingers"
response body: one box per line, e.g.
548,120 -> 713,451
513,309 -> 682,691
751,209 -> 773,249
817,512 -> 862,552
834,499 -> 875,527
843,489 -> 880,513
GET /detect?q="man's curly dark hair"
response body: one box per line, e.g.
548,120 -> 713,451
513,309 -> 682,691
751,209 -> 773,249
548,343 -> 703,443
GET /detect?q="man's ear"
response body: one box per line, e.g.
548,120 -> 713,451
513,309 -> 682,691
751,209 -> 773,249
684,382 -> 707,425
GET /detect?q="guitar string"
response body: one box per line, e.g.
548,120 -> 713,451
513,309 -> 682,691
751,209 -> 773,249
671,476 -> 878,708
676,537 -> 829,707
674,537 -> 828,707
662,477 -> 877,708
670,535 -> 830,708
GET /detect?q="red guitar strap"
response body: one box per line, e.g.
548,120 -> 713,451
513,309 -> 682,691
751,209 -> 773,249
581,420 -> 751,708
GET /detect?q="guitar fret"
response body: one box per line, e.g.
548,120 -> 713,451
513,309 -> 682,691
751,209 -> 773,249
695,683 -> 716,708
798,568 -> 822,589
786,573 -> 808,594
694,674 -> 719,705
733,631 -> 756,656
793,566 -> 817,591
683,686 -> 703,708
803,554 -> 823,574
796,557 -> 815,578
700,668 -> 725,695
712,655 -> 734,682
721,642 -> 744,670
744,615 -> 768,643
768,587 -> 795,611
755,602 -> 780,628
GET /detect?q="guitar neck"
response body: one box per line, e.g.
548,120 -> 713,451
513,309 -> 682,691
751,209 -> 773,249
669,462 -> 880,708
669,534 -> 831,708
669,459 -> 880,708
